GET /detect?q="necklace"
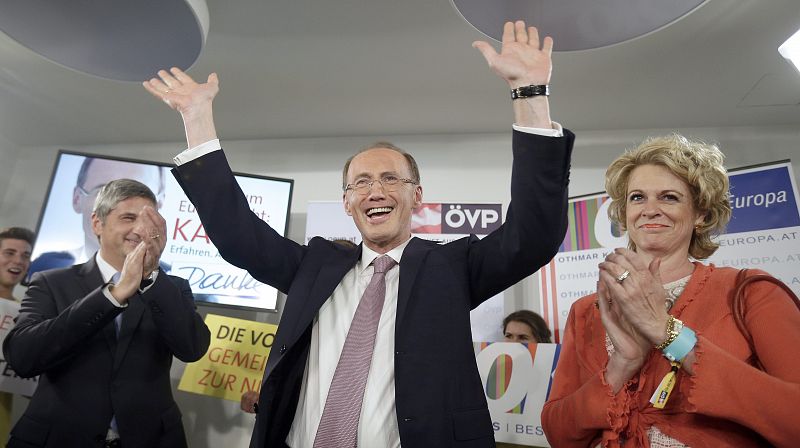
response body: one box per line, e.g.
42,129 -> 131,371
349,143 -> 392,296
663,274 -> 692,311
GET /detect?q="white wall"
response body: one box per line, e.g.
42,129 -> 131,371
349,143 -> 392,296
0,123 -> 798,446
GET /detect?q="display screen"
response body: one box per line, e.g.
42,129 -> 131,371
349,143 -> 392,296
30,151 -> 293,312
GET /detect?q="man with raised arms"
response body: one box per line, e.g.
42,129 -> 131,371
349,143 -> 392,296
146,21 -> 573,448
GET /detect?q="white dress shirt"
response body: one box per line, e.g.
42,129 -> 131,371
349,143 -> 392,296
286,240 -> 408,447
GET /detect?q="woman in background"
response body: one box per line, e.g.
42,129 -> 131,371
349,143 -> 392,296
498,310 -> 553,448
503,309 -> 552,343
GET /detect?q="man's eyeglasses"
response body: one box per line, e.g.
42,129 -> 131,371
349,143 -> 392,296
344,175 -> 416,194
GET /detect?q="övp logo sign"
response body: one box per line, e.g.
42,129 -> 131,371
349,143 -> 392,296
442,204 -> 502,234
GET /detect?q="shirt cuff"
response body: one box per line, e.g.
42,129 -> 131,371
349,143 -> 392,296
103,285 -> 129,308
512,121 -> 563,137
174,139 -> 222,165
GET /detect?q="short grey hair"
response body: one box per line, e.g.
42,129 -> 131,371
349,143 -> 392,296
93,179 -> 157,223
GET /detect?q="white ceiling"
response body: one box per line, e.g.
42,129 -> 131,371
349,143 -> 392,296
0,0 -> 798,148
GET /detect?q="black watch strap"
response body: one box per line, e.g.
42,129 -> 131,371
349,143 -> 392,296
139,270 -> 157,289
510,84 -> 550,99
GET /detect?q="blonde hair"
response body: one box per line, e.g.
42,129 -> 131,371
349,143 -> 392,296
605,134 -> 731,259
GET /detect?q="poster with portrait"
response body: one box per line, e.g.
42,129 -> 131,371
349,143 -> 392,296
31,151 -> 293,312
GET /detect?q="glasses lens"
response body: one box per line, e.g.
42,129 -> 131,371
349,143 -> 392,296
349,177 -> 410,194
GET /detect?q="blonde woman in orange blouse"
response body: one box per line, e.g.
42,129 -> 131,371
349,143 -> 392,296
542,135 -> 800,447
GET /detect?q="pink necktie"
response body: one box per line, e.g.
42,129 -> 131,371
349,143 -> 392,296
313,255 -> 397,448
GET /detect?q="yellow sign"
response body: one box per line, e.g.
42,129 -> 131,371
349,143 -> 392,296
178,314 -> 277,401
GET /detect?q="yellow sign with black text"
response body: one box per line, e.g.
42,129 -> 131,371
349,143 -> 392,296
179,314 -> 277,401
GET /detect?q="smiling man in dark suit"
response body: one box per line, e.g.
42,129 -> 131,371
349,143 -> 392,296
145,20 -> 572,448
3,179 -> 210,448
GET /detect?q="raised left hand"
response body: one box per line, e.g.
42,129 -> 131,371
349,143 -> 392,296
472,21 -> 553,88
137,206 -> 168,277
599,248 -> 671,346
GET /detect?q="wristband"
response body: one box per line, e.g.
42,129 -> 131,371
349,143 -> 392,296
662,326 -> 697,362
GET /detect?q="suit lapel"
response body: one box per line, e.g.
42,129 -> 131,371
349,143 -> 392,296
77,258 -> 118,351
396,237 -> 427,326
290,246 -> 361,343
113,294 -> 145,371
78,256 -> 145,368
77,256 -> 105,291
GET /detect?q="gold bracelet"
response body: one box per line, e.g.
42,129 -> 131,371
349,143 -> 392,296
654,316 -> 683,350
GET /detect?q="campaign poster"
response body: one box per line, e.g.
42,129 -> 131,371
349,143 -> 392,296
0,300 -> 38,395
179,314 -> 278,401
31,152 -> 293,311
475,341 -> 560,446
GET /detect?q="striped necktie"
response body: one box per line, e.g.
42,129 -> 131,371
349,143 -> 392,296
110,271 -> 122,436
111,272 -> 122,336
313,255 -> 397,448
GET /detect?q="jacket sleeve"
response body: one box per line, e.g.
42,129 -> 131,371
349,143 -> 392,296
3,272 -> 121,377
141,274 -> 210,362
466,130 -> 574,307
683,276 -> 800,447
172,149 -> 306,294
541,301 -> 629,448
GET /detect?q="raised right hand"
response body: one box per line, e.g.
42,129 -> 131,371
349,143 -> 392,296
144,68 -> 218,116
109,241 -> 148,304
143,67 -> 220,148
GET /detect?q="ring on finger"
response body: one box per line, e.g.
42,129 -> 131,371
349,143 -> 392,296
595,297 -> 613,309
616,270 -> 630,283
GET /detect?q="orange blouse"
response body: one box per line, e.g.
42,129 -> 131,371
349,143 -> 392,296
541,263 -> 800,447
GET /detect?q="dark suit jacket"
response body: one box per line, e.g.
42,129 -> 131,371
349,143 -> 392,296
173,130 -> 574,447
2,257 -> 211,448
